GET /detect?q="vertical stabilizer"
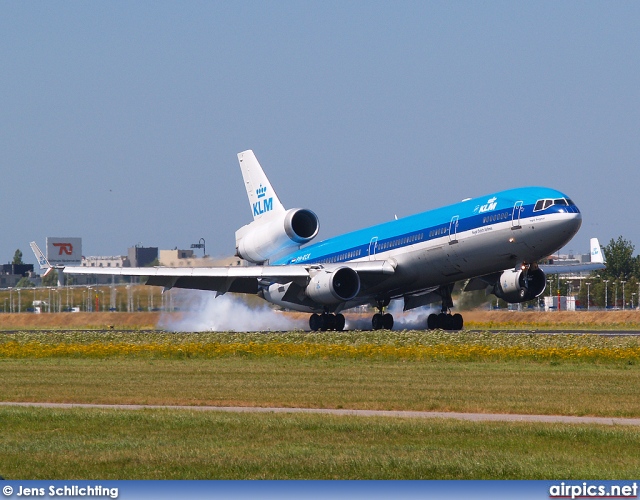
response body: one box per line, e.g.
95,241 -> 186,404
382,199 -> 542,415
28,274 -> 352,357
29,241 -> 56,277
590,237 -> 605,264
238,150 -> 285,221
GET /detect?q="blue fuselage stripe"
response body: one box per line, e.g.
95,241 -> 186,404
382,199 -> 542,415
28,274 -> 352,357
272,187 -> 579,266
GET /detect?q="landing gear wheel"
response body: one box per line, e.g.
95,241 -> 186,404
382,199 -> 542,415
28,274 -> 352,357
437,313 -> 449,330
382,313 -> 394,330
324,314 -> 336,331
372,313 -> 384,330
335,313 -> 346,331
309,313 -> 322,332
452,313 -> 463,331
427,313 -> 438,330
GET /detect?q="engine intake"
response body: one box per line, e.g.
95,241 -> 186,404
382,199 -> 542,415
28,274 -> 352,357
306,267 -> 360,305
236,208 -> 319,263
285,209 -> 319,243
493,268 -> 546,303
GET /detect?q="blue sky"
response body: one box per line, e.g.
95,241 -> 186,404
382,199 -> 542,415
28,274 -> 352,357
2,2 -> 639,265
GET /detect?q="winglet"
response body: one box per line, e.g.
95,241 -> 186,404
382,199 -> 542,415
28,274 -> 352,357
29,241 -> 59,277
590,237 -> 605,265
237,150 -> 286,221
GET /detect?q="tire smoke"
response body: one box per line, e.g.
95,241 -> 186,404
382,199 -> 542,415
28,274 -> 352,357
158,290 -> 307,332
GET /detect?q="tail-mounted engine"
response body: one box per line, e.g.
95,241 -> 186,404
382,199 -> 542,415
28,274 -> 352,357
306,267 -> 360,305
236,208 -> 319,264
493,267 -> 546,303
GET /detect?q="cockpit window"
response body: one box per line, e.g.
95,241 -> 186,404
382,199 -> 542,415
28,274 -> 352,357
565,198 -> 575,206
534,198 -> 571,212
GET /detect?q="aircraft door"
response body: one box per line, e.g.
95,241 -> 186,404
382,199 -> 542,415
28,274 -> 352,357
449,215 -> 459,244
512,201 -> 523,229
368,237 -> 378,260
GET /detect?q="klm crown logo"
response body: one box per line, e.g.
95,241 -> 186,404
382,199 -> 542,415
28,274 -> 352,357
478,197 -> 498,213
253,184 -> 273,216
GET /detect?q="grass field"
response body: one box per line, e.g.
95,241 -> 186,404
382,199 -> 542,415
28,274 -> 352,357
2,405 -> 639,479
2,327 -> 640,479
2,357 -> 640,417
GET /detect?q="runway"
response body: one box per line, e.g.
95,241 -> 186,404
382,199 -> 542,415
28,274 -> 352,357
467,329 -> 640,336
2,329 -> 640,335
2,401 -> 639,426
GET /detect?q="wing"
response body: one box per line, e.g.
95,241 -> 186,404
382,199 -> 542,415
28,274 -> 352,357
55,259 -> 396,296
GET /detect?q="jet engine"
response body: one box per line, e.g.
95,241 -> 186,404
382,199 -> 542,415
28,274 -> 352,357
306,267 -> 361,305
493,268 -> 546,303
236,208 -> 319,263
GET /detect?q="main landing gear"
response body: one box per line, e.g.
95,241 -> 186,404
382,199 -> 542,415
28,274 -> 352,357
427,311 -> 463,330
426,284 -> 463,331
308,287 -> 464,331
309,312 -> 346,331
372,298 -> 393,330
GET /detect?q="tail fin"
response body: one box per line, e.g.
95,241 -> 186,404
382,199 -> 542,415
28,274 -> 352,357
30,241 -> 56,277
237,150 -> 285,221
590,237 -> 605,264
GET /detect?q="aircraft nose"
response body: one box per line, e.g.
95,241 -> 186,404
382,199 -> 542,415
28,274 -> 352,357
561,210 -> 582,237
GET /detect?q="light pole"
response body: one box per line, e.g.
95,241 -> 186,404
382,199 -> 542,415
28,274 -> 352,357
614,281 -> 618,310
585,282 -> 591,311
603,280 -> 609,310
621,281 -> 627,310
632,293 -> 636,310
191,238 -> 206,257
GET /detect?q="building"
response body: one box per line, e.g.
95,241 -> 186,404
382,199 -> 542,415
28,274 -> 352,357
159,249 -> 246,268
81,256 -> 129,269
0,263 -> 35,288
128,246 -> 158,267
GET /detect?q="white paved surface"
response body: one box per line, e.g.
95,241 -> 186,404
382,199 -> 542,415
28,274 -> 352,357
2,401 -> 640,426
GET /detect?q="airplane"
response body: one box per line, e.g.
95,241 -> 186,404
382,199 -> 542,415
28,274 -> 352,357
31,150 -> 605,331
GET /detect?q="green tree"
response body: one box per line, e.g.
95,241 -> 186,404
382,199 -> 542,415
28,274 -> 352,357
15,277 -> 35,288
12,249 -> 24,265
602,236 -> 636,280
42,269 -> 58,287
